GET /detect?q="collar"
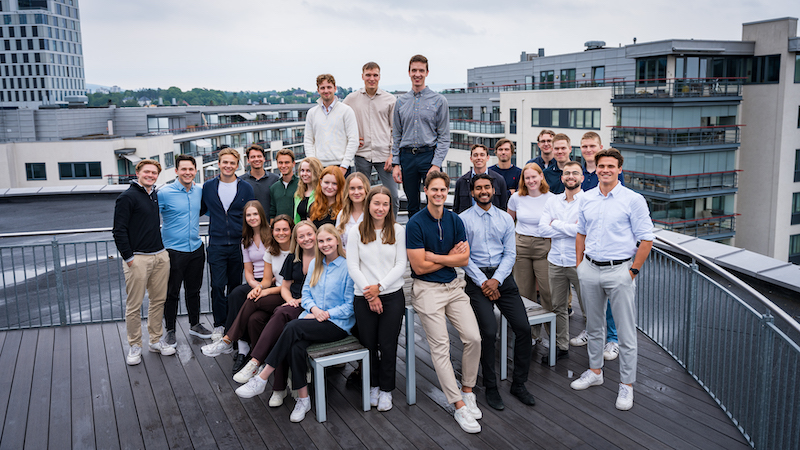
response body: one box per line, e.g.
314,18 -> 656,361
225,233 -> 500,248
247,170 -> 268,181
472,203 -> 496,217
360,87 -> 383,97
132,179 -> 155,195
174,181 -> 195,193
595,180 -> 623,198
325,255 -> 345,267
412,87 -> 431,97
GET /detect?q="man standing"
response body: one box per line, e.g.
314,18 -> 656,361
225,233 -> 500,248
269,148 -> 299,220
201,148 -> 255,340
392,54 -> 450,218
460,173 -> 536,411
570,148 -> 654,411
538,161 -> 585,364
158,155 -> 213,346
406,171 -> 482,434
113,159 -> 176,365
453,144 -> 509,214
542,133 -> 573,194
489,138 -> 522,195
303,74 -> 359,175
343,61 -> 400,216
527,130 -> 556,170
241,144 -> 279,215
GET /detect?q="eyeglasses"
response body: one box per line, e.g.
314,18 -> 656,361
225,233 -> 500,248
538,139 -> 553,144
563,171 -> 582,177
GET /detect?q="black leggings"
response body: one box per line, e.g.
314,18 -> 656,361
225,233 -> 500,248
264,319 -> 347,390
353,289 -> 405,391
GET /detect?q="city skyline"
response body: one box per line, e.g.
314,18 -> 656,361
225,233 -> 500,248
80,0 -> 796,92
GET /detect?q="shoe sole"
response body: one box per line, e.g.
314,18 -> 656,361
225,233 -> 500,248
571,379 -> 603,390
126,357 -> 141,365
189,329 -> 213,339
570,340 -> 588,347
149,347 -> 177,356
604,353 -> 619,361
616,401 -> 633,410
202,347 -> 234,357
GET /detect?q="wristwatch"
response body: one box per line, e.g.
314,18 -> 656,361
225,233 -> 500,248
378,283 -> 385,293
629,268 -> 640,276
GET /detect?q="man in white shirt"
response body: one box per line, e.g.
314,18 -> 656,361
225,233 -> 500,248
570,149 -> 654,411
538,161 -> 584,364
303,74 -> 359,175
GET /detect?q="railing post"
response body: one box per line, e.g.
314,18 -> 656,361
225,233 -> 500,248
756,312 -> 775,449
685,260 -> 699,373
51,237 -> 68,326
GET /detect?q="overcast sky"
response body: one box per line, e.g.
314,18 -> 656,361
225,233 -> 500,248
80,0 -> 797,93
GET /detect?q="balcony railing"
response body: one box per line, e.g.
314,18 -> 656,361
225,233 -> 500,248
450,119 -> 504,134
449,142 -> 472,150
652,214 -> 738,238
146,117 -> 305,136
441,77 -> 626,94
625,170 -> 740,194
612,77 -> 744,99
611,125 -> 741,147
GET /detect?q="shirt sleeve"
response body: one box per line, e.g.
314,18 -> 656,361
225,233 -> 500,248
303,112 -> 316,159
405,219 -> 424,250
279,256 -> 293,281
454,213 -> 467,243
242,244 -> 252,263
507,193 -> 518,214
112,193 -> 134,262
630,194 -> 655,242
493,213 -> 517,284
342,106 -> 359,169
391,99 -> 402,165
431,96 -> 450,168
346,228 -> 371,292
378,224 -> 408,289
460,211 -> 487,286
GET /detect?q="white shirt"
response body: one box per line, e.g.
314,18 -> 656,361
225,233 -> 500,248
577,182 -> 655,261
335,210 -> 364,247
538,191 -> 584,267
507,191 -> 555,237
218,180 -> 237,212
346,223 -> 407,296
263,249 -> 291,286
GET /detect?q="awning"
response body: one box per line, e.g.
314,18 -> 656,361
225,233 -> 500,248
195,139 -> 212,148
238,112 -> 256,121
120,153 -> 141,164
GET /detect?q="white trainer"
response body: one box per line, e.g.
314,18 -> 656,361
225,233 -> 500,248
454,406 -> 481,434
570,369 -> 604,390
269,388 -> 288,407
127,345 -> 142,365
211,326 -> 225,342
290,397 -> 312,422
201,339 -> 233,357
149,340 -> 177,356
377,391 -> 393,412
233,360 -> 260,384
370,386 -> 380,407
603,341 -> 620,361
570,330 -> 589,347
616,383 -> 634,410
235,375 -> 267,399
461,392 -> 482,420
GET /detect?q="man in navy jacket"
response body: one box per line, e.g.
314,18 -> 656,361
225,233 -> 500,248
201,148 -> 255,339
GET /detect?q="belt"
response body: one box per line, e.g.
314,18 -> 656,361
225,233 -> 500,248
585,256 -> 631,267
479,266 -> 499,277
401,145 -> 435,155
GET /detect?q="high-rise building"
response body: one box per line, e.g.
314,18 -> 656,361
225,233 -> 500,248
0,0 -> 86,108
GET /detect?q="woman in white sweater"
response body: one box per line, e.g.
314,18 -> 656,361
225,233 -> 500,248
346,186 -> 407,412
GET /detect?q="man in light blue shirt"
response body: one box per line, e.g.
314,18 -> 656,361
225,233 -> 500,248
460,173 -> 536,411
158,154 -> 213,345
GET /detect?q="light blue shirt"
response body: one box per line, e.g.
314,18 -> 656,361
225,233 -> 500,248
300,256 -> 355,333
459,204 -> 516,286
157,181 -> 203,252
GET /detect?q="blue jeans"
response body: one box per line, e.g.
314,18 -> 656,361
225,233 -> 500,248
207,243 -> 243,327
399,149 -> 434,219
606,300 -> 618,343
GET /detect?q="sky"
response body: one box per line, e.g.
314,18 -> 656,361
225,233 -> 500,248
80,0 -> 797,93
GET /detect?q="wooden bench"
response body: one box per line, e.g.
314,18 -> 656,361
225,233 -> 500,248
501,300 -> 557,379
306,336 -> 370,423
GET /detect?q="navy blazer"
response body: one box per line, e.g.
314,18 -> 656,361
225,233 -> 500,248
200,177 -> 256,245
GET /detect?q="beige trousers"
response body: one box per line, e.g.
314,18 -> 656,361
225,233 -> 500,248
122,251 -> 170,347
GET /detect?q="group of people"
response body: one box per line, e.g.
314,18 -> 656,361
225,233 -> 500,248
111,53 -> 654,432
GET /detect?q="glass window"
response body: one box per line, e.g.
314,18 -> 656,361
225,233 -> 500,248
164,152 -> 175,169
446,161 -> 462,181
509,109 -> 517,134
18,0 -> 48,10
540,70 -> 554,89
531,109 -> 540,127
792,193 -> 800,225
795,149 -> 800,183
790,234 -> 800,264
795,54 -> 800,83
592,66 -> 605,86
560,68 -> 576,88
551,110 -> 560,127
25,162 -> 46,180
58,162 -> 102,179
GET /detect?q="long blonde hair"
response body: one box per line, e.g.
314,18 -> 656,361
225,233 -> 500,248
290,220 -> 318,263
309,224 -> 345,287
294,157 -> 323,199
337,172 -> 371,236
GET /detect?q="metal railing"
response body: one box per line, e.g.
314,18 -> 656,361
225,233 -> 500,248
625,170 -> 740,195
611,125 -> 741,147
147,117 -> 306,136
652,214 -> 738,238
612,77 -> 744,99
450,119 -> 504,134
441,77 -> 626,94
641,236 -> 800,449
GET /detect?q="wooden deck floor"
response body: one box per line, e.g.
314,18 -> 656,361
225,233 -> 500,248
0,306 -> 750,450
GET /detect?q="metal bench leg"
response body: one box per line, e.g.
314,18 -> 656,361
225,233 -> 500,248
500,314 -> 508,380
405,306 -> 416,405
314,360 -> 327,422
548,317 -> 556,367
361,353 -> 371,412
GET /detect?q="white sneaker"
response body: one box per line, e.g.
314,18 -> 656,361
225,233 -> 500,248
370,386 -> 380,407
616,383 -> 634,410
235,375 -> 267,399
201,339 -> 233,357
570,330 -> 589,347
603,341 -> 620,361
377,391 -> 393,412
149,340 -> 177,356
269,388 -> 288,407
233,360 -> 260,384
290,397 -> 312,422
127,345 -> 142,365
461,392 -> 482,420
211,326 -> 225,342
454,406 -> 481,434
570,369 -> 604,390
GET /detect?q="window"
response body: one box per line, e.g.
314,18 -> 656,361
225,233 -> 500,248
560,68 -> 576,88
792,193 -> 800,225
745,55 -> 780,84
25,163 -> 46,180
446,161 -> 462,186
58,162 -> 101,179
790,234 -> 800,265
149,155 -> 160,163
531,108 -> 601,129
147,117 -> 170,132
795,54 -> 800,83
540,70 -> 554,89
164,152 -> 175,169
18,0 -> 48,10
509,109 -> 517,134
795,149 -> 800,182
592,66 -> 605,86
636,57 -> 667,85
448,107 -> 472,120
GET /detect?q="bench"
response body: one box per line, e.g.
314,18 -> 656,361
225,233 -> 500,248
501,300 -> 557,379
306,336 -> 370,423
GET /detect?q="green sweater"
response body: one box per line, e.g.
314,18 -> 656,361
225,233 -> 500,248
269,175 -> 300,219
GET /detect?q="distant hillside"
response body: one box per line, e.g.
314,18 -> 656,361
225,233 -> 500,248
86,86 -> 352,107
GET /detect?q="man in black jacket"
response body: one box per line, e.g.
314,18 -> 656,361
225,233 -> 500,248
452,144 -> 508,214
113,159 -> 176,365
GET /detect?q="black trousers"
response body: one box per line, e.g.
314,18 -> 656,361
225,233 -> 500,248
207,243 -> 243,328
353,289 -> 405,391
264,319 -> 347,390
466,270 -> 531,389
164,245 -> 205,330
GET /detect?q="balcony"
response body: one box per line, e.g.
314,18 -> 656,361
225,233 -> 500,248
652,213 -> 738,239
442,78 -> 625,94
611,125 -> 740,148
611,77 -> 744,100
625,170 -> 739,196
450,119 -> 504,134
146,117 -> 306,137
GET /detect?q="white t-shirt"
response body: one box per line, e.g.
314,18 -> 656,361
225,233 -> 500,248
263,249 -> 291,286
218,180 -> 238,212
507,191 -> 555,237
335,210 -> 364,247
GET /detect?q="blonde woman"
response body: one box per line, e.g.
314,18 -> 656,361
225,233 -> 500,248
336,172 -> 371,247
294,157 -> 323,223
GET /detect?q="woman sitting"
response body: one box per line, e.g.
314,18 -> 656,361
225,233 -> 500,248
309,166 -> 345,229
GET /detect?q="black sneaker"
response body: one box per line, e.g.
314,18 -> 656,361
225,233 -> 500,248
189,323 -> 213,339
510,383 -> 536,406
485,387 -> 505,410
165,329 -> 177,348
232,353 -> 248,375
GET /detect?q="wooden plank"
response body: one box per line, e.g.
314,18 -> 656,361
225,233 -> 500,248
318,370 -> 391,450
70,326 -> 95,449
101,322 -> 144,450
0,330 -> 18,442
86,324 -> 120,450
48,327 -> 72,450
24,327 -> 54,450
1,329 -> 38,450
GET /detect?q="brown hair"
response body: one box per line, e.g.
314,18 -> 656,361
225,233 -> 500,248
136,159 -> 162,173
309,224 -> 345,287
537,129 -> 555,141
553,133 -> 571,146
316,74 -> 336,87
276,148 -> 295,162
294,157 -> 323,199
581,131 -> 602,145
218,147 -> 240,162
409,54 -> 429,71
495,138 -> 515,153
563,161 -> 583,171
519,162 -> 550,196
309,166 -> 346,222
470,144 -> 488,156
246,144 -> 265,159
359,186 -> 396,245
290,220 -> 317,263
424,170 -> 450,188
337,172 -> 371,237
241,200 -> 272,250
174,154 -> 196,168
267,214 -> 294,256
595,148 -> 624,168
362,62 -> 380,72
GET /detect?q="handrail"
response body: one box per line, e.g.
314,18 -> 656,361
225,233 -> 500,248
0,222 -> 211,239
625,169 -> 741,178
653,234 -> 800,335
